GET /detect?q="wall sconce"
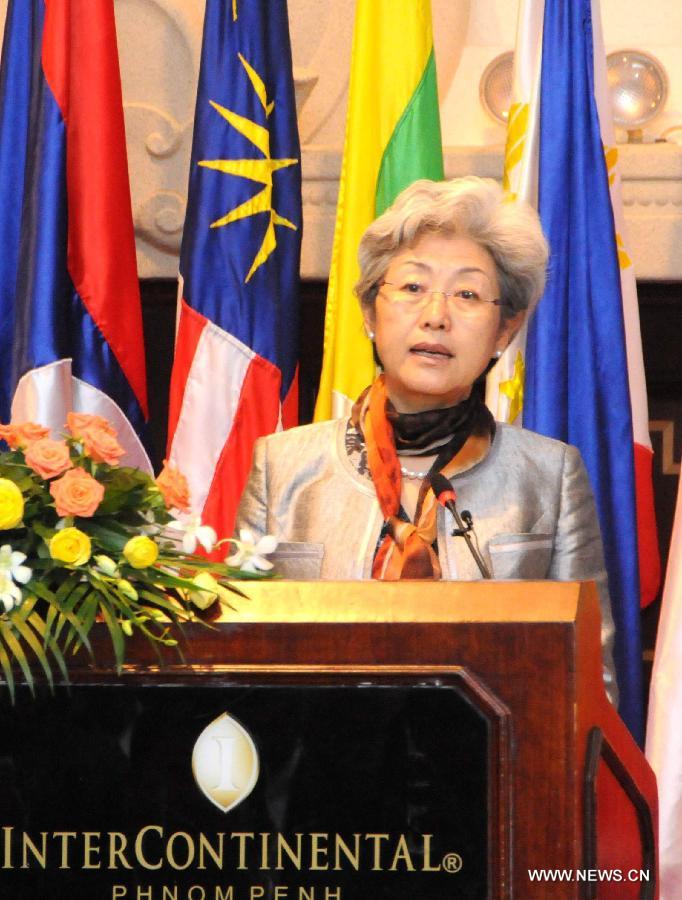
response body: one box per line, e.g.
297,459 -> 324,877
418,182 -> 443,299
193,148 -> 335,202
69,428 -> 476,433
606,50 -> 668,142
479,51 -> 513,125
480,47 -> 668,146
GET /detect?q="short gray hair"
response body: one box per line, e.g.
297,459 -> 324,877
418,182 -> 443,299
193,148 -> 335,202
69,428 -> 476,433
355,176 -> 549,318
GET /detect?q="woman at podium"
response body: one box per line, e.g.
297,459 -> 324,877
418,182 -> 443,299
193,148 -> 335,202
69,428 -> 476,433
236,176 -> 618,702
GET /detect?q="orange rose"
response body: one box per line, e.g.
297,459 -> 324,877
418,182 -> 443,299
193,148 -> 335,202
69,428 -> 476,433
0,424 -> 17,448
66,412 -> 117,440
24,438 -> 73,480
50,467 -> 104,517
0,421 -> 50,449
156,462 -> 190,512
81,426 -> 125,466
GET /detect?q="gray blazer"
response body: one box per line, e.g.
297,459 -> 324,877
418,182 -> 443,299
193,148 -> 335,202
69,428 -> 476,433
236,418 -> 618,703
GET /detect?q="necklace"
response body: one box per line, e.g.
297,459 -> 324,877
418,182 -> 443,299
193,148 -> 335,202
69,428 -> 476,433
357,432 -> 431,480
400,464 -> 429,480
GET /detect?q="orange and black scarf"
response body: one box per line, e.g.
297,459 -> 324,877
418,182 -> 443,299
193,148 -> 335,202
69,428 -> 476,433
351,376 -> 494,580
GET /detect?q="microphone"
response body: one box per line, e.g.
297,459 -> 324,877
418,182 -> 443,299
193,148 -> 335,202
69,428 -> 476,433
430,472 -> 491,579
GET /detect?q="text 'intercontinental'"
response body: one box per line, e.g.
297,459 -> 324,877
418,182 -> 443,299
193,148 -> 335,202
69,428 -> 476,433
2,827 -> 458,874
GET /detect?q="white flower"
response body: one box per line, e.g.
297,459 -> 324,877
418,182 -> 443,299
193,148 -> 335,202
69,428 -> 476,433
227,529 -> 278,573
0,544 -> 32,587
0,572 -> 22,612
166,515 -> 217,554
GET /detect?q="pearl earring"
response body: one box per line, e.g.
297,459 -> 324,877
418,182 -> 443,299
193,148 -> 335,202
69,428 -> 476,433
494,349 -> 503,359
366,330 -> 375,341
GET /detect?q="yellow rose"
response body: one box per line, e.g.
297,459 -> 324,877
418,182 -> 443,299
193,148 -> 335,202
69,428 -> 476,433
49,527 -> 91,566
0,478 -> 25,530
123,535 -> 159,569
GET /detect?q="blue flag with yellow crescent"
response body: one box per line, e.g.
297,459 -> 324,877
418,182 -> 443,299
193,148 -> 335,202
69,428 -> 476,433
167,0 -> 302,545
524,0 -> 643,740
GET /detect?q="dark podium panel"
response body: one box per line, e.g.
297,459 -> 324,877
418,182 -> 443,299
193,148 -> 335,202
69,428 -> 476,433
0,581 -> 657,899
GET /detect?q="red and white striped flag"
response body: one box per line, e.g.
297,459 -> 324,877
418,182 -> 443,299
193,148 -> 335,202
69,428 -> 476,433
166,0 -> 302,546
647,473 -> 682,897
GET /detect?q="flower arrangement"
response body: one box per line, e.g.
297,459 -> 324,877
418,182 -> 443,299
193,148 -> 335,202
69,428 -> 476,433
0,414 -> 274,699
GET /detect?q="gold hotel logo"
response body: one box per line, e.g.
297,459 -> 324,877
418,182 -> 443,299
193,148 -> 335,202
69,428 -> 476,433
192,713 -> 260,813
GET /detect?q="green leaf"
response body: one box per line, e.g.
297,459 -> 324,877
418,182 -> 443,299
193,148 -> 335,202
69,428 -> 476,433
55,572 -> 82,604
31,581 -> 93,656
95,468 -> 155,515
57,583 -> 92,654
155,554 -> 264,587
13,475 -> 39,492
16,594 -> 38,620
97,597 -> 125,672
82,522 -> 131,552
28,613 -> 69,684
137,590 -> 185,620
62,590 -> 98,657
45,597 -> 58,644
1,621 -> 36,696
0,627 -> 17,703
56,584 -> 94,652
76,591 -> 98,636
145,569 -> 199,591
11,616 -> 54,690
32,520 -> 56,540
36,542 -> 52,559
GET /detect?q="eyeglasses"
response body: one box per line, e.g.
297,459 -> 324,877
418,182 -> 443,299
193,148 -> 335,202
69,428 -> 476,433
379,281 -> 512,316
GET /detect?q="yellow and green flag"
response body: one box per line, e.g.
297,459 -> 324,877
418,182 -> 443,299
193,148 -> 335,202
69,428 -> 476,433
314,0 -> 444,421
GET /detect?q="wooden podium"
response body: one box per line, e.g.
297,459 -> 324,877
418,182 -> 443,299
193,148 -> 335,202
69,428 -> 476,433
68,579 -> 657,899
1,580 -> 657,899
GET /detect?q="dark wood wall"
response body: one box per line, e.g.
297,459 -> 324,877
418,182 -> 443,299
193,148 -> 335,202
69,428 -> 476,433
638,282 -> 682,693
141,278 -> 681,697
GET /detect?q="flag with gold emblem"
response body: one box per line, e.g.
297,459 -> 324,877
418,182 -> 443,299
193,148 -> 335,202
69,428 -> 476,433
489,0 -> 659,742
484,0 -> 543,425
314,0 -> 443,421
166,0 -> 302,543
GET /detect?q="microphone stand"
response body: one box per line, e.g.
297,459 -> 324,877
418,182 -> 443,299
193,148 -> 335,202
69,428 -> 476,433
430,473 -> 491,579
